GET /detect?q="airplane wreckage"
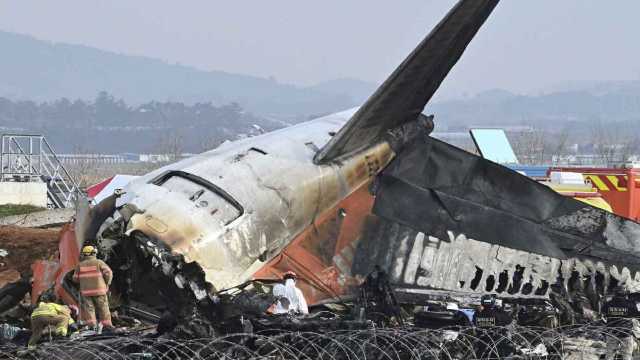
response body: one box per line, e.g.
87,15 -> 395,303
26,0 -> 640,334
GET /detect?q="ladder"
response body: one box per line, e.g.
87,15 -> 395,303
0,134 -> 82,208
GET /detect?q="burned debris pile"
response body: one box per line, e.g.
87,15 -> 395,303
0,260 -> 635,359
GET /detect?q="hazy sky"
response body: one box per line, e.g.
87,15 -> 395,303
1,0 -> 639,98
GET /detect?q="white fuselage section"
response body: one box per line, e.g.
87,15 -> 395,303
117,108 -> 394,290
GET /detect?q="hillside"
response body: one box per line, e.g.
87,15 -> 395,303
307,78 -> 378,104
428,85 -> 640,130
0,31 -> 375,120
3,30 -> 640,157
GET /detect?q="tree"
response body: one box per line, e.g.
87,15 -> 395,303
511,129 -> 547,165
550,128 -> 569,165
66,145 -> 96,189
156,132 -> 184,162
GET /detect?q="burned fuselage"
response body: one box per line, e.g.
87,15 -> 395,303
98,109 -> 394,306
360,135 -> 640,308
84,0 -> 640,320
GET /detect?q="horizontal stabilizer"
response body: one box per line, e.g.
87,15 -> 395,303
373,135 -> 640,272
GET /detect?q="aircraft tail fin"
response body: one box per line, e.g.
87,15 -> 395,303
314,0 -> 499,163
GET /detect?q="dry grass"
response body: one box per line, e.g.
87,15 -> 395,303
65,162 -> 165,189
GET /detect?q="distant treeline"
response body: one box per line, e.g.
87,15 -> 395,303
0,92 -> 283,153
0,31 -> 363,120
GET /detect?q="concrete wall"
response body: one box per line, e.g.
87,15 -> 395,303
0,182 -> 47,207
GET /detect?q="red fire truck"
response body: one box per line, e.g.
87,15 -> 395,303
548,167 -> 640,222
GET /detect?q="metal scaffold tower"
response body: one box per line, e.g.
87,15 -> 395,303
0,134 -> 82,208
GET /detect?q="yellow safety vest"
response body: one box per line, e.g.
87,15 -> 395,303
31,302 -> 75,336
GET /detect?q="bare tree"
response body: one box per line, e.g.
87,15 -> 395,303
588,120 -> 640,166
156,132 -> 184,162
66,145 -> 97,189
590,120 -> 618,166
617,122 -> 640,165
550,128 -> 569,165
198,136 -> 224,153
511,129 -> 547,165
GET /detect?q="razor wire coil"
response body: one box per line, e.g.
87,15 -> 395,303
0,325 -> 636,360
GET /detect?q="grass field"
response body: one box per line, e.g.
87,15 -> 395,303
0,204 -> 45,218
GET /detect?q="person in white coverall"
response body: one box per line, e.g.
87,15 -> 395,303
272,271 -> 309,315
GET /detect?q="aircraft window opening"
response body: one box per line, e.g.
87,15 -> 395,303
470,266 -> 483,290
150,170 -> 244,225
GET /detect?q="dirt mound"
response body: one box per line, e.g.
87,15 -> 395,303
0,269 -> 21,287
0,225 -> 60,282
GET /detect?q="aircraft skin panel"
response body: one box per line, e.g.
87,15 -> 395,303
252,184 -> 376,304
368,134 -> 640,295
252,136 -> 640,305
122,140 -> 393,291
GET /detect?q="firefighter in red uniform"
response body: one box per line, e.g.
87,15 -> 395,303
72,245 -> 114,330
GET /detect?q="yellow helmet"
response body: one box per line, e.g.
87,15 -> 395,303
81,245 -> 97,256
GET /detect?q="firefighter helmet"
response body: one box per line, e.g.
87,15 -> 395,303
81,245 -> 97,256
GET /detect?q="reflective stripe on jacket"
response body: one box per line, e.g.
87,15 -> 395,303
31,302 -> 74,335
72,256 -> 113,297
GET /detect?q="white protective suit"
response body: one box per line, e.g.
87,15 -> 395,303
272,278 -> 309,315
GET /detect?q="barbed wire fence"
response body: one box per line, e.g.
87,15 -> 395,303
0,325 -> 635,359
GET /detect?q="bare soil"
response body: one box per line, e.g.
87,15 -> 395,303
0,225 -> 60,285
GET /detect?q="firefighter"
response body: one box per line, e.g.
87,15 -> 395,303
72,245 -> 114,330
473,295 -> 513,327
603,286 -> 640,360
272,271 -> 309,315
28,302 -> 78,349
473,295 -> 515,358
359,265 -> 404,325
